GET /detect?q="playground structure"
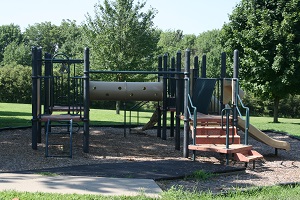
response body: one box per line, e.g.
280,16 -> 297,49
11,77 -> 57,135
31,47 -> 290,166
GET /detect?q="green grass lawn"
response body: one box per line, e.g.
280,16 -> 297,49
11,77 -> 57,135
0,102 -> 153,128
1,184 -> 300,199
250,116 -> 300,137
1,102 -> 299,137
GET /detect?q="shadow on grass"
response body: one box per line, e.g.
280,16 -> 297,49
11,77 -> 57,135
0,111 -> 31,117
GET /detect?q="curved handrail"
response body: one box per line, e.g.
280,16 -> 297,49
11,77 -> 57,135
232,78 -> 250,145
187,94 -> 197,145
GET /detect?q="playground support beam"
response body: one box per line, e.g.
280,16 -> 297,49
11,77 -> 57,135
201,54 -> 206,78
175,51 -> 182,150
83,47 -> 90,153
169,57 -> 176,138
220,52 -> 226,111
157,56 -> 162,138
232,50 -> 239,130
44,53 -> 51,115
183,49 -> 191,158
37,49 -> 42,144
162,53 -> 168,140
31,47 -> 38,150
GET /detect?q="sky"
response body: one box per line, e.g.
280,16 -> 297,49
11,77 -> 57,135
0,0 -> 240,35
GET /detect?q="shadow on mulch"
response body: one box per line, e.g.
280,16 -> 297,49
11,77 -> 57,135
20,160 -> 245,180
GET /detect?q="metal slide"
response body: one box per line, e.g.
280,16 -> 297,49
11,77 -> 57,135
238,116 -> 291,151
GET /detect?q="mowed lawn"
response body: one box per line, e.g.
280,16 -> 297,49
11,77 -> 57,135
0,102 -> 300,138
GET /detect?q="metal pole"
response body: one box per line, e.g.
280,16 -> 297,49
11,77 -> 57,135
201,54 -> 206,78
37,48 -> 42,144
31,47 -> 38,150
162,53 -> 168,140
170,57 -> 176,137
220,52 -> 226,112
183,49 -> 191,158
44,53 -> 51,115
83,47 -> 90,153
193,56 -> 199,93
233,50 -> 239,132
157,56 -> 162,138
175,51 -> 182,150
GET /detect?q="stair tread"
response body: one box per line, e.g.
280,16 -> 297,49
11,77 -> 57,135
195,135 -> 240,138
189,144 -> 252,154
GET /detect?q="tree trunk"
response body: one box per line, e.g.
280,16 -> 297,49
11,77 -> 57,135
116,101 -> 120,114
273,97 -> 280,123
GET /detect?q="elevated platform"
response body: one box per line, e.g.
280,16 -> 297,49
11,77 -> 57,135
50,106 -> 84,112
40,114 -> 82,122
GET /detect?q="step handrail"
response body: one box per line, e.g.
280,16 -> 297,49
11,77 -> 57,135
237,94 -> 250,145
221,107 -> 232,149
187,94 -> 197,145
232,78 -> 250,145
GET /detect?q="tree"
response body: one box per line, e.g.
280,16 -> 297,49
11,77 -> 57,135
157,29 -> 184,56
195,29 -> 223,78
84,0 -> 159,81
23,22 -> 63,55
2,41 -> 31,66
0,24 -> 23,64
58,20 -> 85,60
221,0 -> 300,122
84,0 -> 160,113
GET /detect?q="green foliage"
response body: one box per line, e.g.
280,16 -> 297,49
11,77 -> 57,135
0,65 -> 32,103
186,170 -> 215,181
84,0 -> 160,82
58,19 -> 86,58
195,29 -> 224,78
158,29 -> 184,56
2,41 -> 31,66
221,0 -> 300,122
243,92 -> 300,118
24,22 -> 63,55
0,24 -> 23,64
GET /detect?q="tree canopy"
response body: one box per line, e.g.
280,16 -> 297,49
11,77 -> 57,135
84,0 -> 160,82
221,0 -> 300,122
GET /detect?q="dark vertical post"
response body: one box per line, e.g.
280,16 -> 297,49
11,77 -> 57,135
193,56 -> 199,92
162,53 -> 168,140
31,47 -> 38,150
157,56 -> 162,138
170,57 -> 176,137
233,50 -> 239,133
44,53 -> 51,115
175,51 -> 182,150
183,49 -> 191,158
83,47 -> 90,153
201,54 -> 206,78
37,48 -> 42,143
220,52 -> 226,112
170,57 -> 176,97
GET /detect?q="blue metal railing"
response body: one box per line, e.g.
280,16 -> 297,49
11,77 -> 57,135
232,78 -> 250,145
187,94 -> 197,145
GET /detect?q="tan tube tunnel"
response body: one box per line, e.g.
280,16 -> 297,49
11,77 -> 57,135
90,81 -> 163,101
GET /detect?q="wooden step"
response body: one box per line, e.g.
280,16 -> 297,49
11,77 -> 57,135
192,113 -> 232,124
191,126 -> 237,136
181,113 -> 232,124
194,135 -> 240,144
188,144 -> 252,154
234,150 -> 264,163
40,114 -> 82,122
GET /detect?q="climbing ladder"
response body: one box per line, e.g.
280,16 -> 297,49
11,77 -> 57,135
45,119 -> 73,158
